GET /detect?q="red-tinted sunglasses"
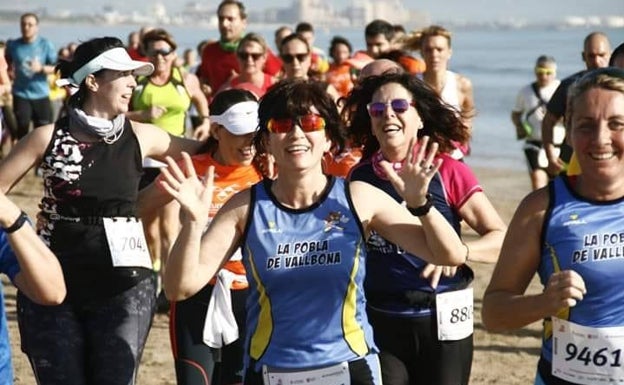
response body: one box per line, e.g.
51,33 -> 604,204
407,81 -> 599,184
367,98 -> 415,118
267,113 -> 326,133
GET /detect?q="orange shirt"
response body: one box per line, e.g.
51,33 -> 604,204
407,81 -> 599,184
162,153 -> 263,289
323,147 -> 363,178
326,62 -> 354,98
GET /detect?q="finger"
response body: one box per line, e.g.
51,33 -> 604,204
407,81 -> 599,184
181,152 -> 198,179
405,136 -> 419,166
158,167 -> 182,192
413,135 -> 429,166
429,267 -> 442,289
379,160 -> 405,191
423,141 -> 439,168
164,155 -> 187,182
420,263 -> 436,278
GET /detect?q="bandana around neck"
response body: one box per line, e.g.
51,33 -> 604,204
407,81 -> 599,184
219,39 -> 240,53
371,150 -> 405,180
68,107 -> 126,144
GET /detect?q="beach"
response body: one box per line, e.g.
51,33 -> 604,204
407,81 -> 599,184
2,164 -> 547,384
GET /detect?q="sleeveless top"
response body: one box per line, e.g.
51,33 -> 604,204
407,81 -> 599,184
242,177 -> 376,371
132,66 -> 191,137
350,153 -> 477,317
539,176 -> 624,362
38,116 -> 148,303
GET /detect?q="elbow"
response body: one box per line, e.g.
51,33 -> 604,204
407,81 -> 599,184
163,285 -> 193,302
30,285 -> 67,305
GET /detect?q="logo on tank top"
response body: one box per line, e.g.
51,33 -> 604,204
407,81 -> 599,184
564,213 -> 587,226
323,211 -> 349,232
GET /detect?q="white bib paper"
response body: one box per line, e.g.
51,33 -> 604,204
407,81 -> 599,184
103,217 -> 152,269
436,287 -> 474,341
552,318 -> 624,384
262,362 -> 350,385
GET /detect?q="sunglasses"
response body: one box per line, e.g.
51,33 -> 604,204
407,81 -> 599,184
147,48 -> 174,57
281,53 -> 309,64
535,67 -> 555,75
267,113 -> 326,133
237,52 -> 264,61
366,99 -> 415,118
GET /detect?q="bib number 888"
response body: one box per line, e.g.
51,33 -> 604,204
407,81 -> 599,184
449,305 -> 473,324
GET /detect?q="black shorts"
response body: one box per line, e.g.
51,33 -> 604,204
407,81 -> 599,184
523,140 -> 547,172
12,95 -> 53,139
367,307 -> 473,385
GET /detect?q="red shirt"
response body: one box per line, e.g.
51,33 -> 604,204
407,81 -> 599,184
199,41 -> 282,92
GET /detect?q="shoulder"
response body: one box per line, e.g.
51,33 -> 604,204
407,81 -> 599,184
456,73 -> 473,92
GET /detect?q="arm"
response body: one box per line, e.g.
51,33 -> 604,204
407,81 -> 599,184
0,194 -> 66,305
541,111 -> 565,175
481,188 -> 586,332
160,153 -> 248,300
132,121 -> 203,161
457,192 -> 507,263
350,138 -> 465,265
458,75 -> 475,137
183,71 -> 211,141
511,111 -> 527,140
137,180 -> 175,223
0,124 -> 54,193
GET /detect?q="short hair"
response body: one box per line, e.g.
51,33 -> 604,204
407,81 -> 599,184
275,26 -> 292,39
20,13 -> 39,24
365,19 -> 394,41
295,22 -> 314,34
535,55 -> 556,67
238,32 -> 268,54
329,36 -> 352,57
141,28 -> 177,52
279,33 -> 310,53
255,79 -> 345,155
217,0 -> 247,20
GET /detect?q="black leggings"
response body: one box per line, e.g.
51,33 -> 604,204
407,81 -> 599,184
17,277 -> 156,385
367,308 -> 473,385
170,285 -> 247,385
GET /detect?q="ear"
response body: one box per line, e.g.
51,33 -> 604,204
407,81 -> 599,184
210,123 -> 221,141
85,74 -> 99,92
323,136 -> 332,153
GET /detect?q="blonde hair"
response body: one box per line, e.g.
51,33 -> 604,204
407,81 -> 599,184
401,25 -> 452,52
565,68 -> 624,129
238,32 -> 268,55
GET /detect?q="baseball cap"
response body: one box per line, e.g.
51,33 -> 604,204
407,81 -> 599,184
210,101 -> 259,135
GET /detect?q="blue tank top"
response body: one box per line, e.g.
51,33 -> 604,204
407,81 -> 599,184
242,177 -> 377,371
539,176 -> 624,362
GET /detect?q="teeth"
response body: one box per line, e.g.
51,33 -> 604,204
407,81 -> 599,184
287,145 -> 309,153
590,152 -> 614,160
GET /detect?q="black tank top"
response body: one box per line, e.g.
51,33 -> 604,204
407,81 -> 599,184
39,117 -> 151,303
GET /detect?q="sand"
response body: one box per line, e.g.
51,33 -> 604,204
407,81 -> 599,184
3,164 -> 547,384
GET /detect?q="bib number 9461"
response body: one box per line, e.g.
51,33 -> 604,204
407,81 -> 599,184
552,318 -> 624,384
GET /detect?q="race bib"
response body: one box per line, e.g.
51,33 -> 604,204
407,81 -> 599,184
552,318 -> 624,384
262,362 -> 350,385
103,217 -> 152,269
436,287 -> 474,341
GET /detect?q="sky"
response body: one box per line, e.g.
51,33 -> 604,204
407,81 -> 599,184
9,0 -> 624,24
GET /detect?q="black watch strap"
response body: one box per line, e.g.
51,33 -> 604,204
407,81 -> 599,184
4,211 -> 29,234
407,194 -> 433,217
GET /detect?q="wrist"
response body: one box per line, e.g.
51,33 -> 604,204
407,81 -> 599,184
3,211 -> 29,233
407,194 -> 433,217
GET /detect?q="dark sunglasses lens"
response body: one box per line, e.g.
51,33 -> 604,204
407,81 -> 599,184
268,119 -> 293,133
391,99 -> 410,113
149,48 -> 172,57
368,103 -> 386,117
300,115 -> 325,132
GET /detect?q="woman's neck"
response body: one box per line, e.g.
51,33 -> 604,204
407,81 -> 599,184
150,68 -> 172,86
271,170 -> 328,209
423,70 -> 447,94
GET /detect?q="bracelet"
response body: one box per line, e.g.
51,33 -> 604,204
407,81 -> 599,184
407,194 -> 433,217
462,242 -> 470,263
3,211 -> 29,234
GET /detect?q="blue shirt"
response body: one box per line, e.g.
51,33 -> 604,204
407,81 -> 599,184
0,230 -> 19,385
6,36 -> 57,99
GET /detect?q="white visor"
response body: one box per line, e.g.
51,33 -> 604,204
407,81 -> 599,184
210,101 -> 259,135
57,47 -> 154,87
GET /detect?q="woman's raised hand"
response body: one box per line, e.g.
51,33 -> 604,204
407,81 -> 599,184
380,136 -> 442,208
158,152 -> 214,223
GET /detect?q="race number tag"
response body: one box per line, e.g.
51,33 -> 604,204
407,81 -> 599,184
262,362 -> 349,385
436,287 -> 474,341
103,218 -> 152,269
552,318 -> 624,384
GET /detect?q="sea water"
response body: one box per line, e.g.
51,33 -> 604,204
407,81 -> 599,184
1,22 -> 622,171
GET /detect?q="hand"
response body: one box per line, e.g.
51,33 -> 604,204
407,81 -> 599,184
379,136 -> 442,208
29,58 -> 43,74
543,270 -> 586,313
546,156 -> 565,177
158,152 -> 214,223
143,106 -> 167,121
193,121 -> 211,141
421,264 -> 458,289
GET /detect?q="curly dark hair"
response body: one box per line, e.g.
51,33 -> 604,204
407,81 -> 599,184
254,79 -> 345,156
342,72 -> 470,159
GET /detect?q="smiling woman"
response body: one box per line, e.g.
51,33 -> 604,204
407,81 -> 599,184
0,36 -> 201,384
